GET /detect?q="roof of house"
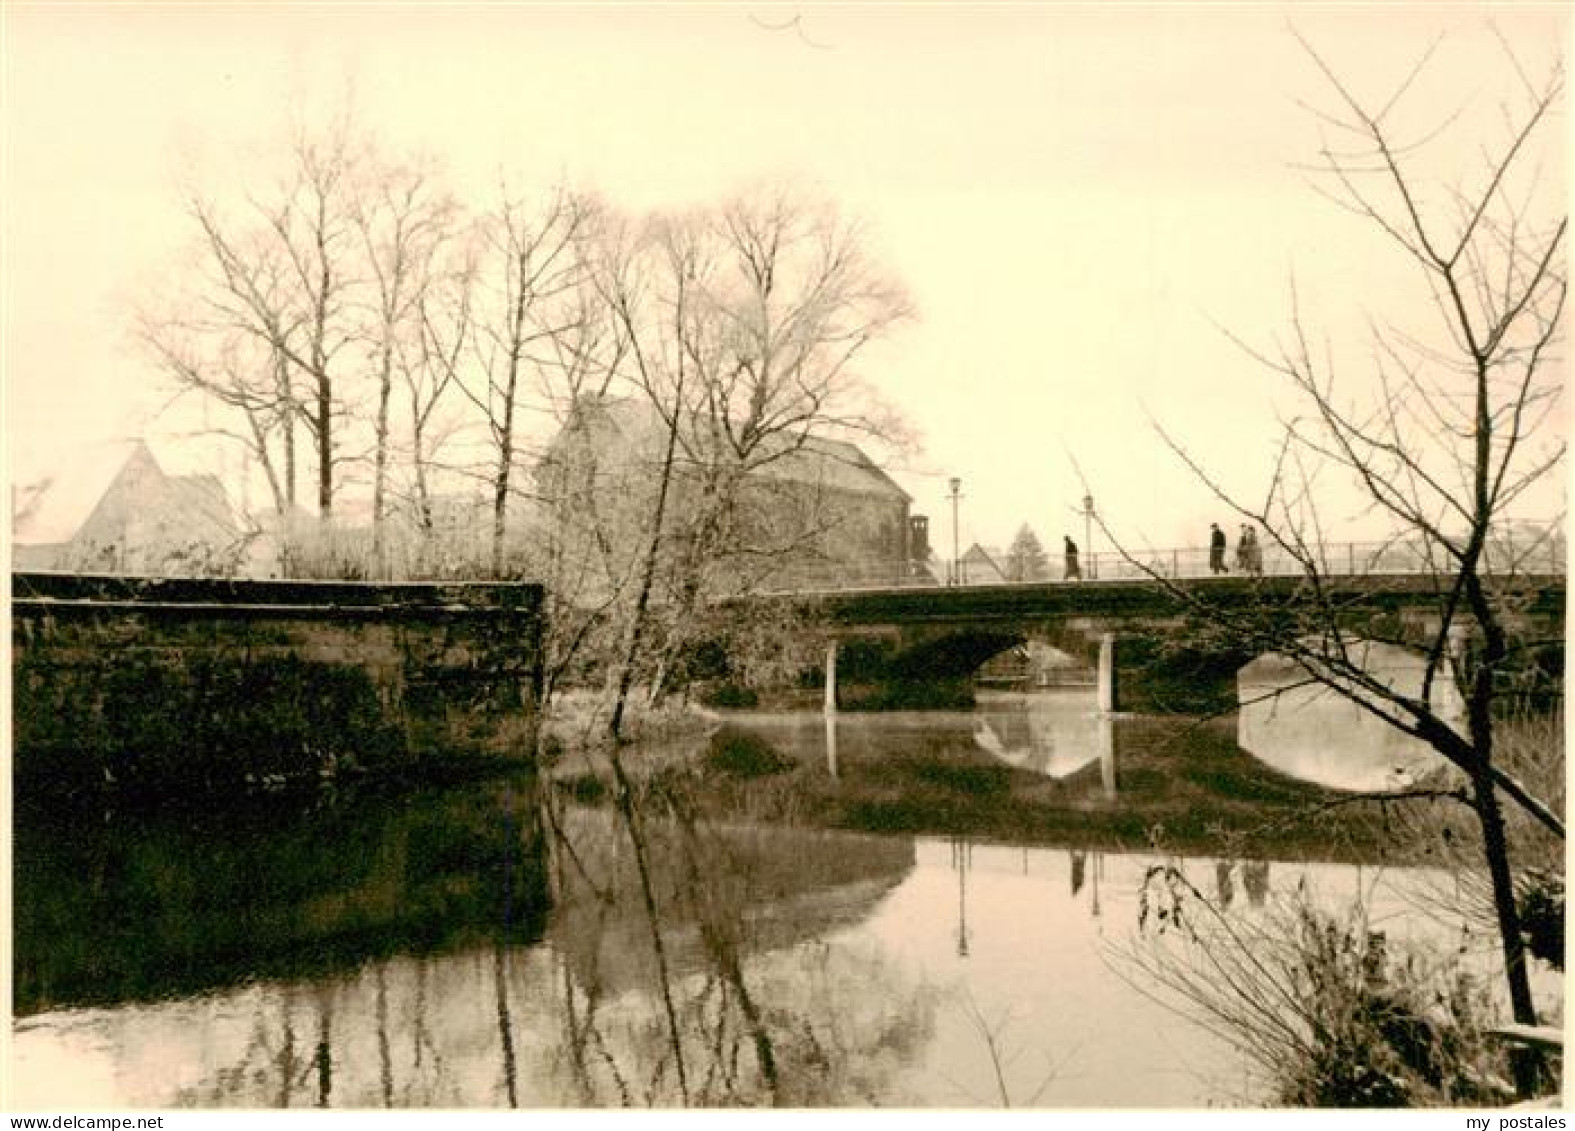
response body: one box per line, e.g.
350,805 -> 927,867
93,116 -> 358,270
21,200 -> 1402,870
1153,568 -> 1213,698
962,543 -> 1007,568
13,445 -> 137,545
13,439 -> 238,546
550,398 -> 910,503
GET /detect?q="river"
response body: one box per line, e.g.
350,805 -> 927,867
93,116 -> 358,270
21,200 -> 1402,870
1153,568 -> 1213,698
10,675 -> 1548,1108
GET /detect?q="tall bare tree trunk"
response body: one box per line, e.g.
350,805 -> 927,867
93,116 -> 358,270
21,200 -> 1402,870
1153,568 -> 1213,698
278,352 -> 297,509
372,346 -> 393,562
316,372 -> 333,516
608,386 -> 683,742
489,261 -> 527,578
491,425 -> 513,578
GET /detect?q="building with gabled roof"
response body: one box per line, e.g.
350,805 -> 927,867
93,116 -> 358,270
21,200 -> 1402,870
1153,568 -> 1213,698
958,543 -> 1009,586
534,397 -> 917,593
12,440 -> 246,576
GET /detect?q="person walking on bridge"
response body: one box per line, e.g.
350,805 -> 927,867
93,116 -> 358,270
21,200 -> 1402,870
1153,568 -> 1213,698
1242,525 -> 1263,575
1209,523 -> 1227,574
1063,536 -> 1082,581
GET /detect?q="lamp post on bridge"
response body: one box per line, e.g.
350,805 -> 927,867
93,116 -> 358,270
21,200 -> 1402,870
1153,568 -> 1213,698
949,477 -> 962,586
1082,493 -> 1097,580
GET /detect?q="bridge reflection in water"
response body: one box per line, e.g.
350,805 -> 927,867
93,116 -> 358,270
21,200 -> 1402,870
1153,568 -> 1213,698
8,682 -> 1539,1108
14,819 -> 1487,1108
1237,644 -> 1456,792
822,685 -> 1118,788
800,683 -> 1443,826
821,697 -> 1115,798
951,649 -> 1461,798
971,701 -> 1116,797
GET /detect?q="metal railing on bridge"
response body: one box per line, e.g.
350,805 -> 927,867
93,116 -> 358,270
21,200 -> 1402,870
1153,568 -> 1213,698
758,531 -> 1566,595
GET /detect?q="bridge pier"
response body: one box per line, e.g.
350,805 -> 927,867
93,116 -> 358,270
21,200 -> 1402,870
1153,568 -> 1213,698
1097,633 -> 1120,714
1098,714 -> 1117,798
824,640 -> 839,716
1437,624 -> 1469,725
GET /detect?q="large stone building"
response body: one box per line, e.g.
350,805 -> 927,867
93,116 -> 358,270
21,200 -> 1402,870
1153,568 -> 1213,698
534,398 -> 917,593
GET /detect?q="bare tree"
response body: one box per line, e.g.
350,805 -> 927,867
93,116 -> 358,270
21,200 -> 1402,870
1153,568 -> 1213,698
458,183 -> 596,576
257,117 -> 365,519
144,114 -> 368,529
350,155 -> 460,558
137,172 -> 311,518
138,320 -> 297,516
635,188 -> 915,708
595,211 -> 710,740
402,232 -> 476,541
565,188 -> 912,738
1129,34 -> 1564,1044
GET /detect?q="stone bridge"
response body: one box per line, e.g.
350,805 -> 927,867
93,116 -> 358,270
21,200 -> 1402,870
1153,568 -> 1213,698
792,574 -> 1565,714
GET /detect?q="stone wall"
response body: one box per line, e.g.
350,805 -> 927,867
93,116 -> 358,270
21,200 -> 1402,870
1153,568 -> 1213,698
12,572 -> 544,802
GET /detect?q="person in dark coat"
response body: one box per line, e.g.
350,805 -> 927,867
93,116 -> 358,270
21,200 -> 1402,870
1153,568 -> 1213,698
1209,523 -> 1227,574
1063,536 -> 1081,581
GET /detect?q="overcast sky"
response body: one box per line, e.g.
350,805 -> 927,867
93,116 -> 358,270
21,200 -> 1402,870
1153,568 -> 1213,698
4,3 -> 1567,554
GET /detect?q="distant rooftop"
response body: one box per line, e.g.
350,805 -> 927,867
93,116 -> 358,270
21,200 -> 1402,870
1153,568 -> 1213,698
12,438 -> 237,545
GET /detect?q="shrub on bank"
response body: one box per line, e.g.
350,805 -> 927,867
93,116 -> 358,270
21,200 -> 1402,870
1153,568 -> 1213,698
705,730 -> 794,778
1517,868 -> 1565,969
1120,868 -> 1538,1107
1273,910 -> 1511,1106
698,682 -> 760,709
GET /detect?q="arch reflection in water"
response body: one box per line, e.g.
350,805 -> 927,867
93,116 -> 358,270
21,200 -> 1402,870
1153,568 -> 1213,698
1237,645 -> 1456,792
971,692 -> 1118,797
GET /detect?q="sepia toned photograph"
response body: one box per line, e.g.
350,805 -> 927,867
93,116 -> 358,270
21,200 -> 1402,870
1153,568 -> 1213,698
4,2 -> 1567,1111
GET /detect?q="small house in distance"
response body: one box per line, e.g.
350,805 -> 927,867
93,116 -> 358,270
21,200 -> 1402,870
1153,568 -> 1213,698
958,543 -> 1009,586
12,440 -> 245,576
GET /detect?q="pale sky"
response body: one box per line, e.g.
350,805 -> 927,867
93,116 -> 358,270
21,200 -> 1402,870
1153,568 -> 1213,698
3,3 -> 1568,555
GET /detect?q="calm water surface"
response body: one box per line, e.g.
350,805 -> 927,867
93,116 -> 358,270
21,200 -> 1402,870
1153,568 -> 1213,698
10,682 -> 1505,1108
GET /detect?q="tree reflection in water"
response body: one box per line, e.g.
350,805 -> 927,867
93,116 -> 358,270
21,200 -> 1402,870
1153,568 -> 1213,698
26,704 -> 1452,1108
537,760 -> 937,1105
132,772 -> 934,1108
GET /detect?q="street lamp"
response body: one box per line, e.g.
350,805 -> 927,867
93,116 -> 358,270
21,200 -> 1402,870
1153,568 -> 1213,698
949,477 -> 962,586
1082,494 -> 1096,580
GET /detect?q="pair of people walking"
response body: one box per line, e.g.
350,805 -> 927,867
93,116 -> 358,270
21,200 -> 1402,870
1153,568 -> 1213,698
1236,525 -> 1262,575
1209,522 -> 1262,575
